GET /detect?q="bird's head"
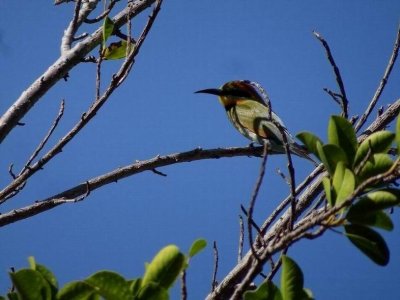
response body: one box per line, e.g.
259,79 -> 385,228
195,80 -> 270,110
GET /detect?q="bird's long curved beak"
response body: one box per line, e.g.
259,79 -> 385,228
195,88 -> 223,96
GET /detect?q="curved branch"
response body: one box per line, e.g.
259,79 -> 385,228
0,146 -> 265,227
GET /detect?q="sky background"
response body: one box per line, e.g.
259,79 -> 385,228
1,1 -> 400,299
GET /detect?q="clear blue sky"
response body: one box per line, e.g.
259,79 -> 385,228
1,1 -> 400,299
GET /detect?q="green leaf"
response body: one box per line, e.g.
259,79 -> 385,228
188,239 -> 207,258
85,271 -> 132,300
129,278 -> 142,296
322,176 -> 333,207
102,17 -> 114,47
244,281 -> 282,300
328,116 -> 357,165
396,114 -> 400,154
354,131 -> 395,167
357,153 -> 393,182
6,293 -> 18,300
10,269 -> 52,300
137,282 -> 168,300
316,143 -> 347,175
296,132 -> 323,159
102,40 -> 135,60
57,281 -> 99,300
281,255 -> 304,300
347,210 -> 393,231
142,245 -> 185,290
335,167 -> 355,207
349,189 -> 400,213
345,224 -> 389,266
36,263 -> 58,296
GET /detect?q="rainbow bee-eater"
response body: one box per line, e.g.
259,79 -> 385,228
195,80 -> 313,161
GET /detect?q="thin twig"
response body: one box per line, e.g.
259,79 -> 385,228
238,215 -> 244,263
313,31 -> 349,118
181,270 -> 187,300
355,24 -> 400,132
21,100 -> 65,174
247,144 -> 268,260
85,0 -> 120,23
211,241 -> 219,292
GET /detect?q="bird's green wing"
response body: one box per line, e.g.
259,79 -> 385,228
233,100 -> 288,144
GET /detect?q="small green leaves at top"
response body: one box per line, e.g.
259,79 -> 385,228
296,131 -> 323,158
345,224 -> 389,266
353,131 -> 395,167
103,17 -> 114,47
244,281 -> 282,300
84,271 -> 132,300
328,116 -> 357,165
142,245 -> 185,290
281,255 -> 312,300
188,238 -> 207,258
102,40 -> 135,60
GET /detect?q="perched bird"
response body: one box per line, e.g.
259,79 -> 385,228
195,80 -> 313,161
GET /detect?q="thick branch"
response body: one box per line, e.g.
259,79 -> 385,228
0,146 -> 264,227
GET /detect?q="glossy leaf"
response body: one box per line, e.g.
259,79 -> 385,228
129,278 -> 142,296
357,153 -> 393,182
10,269 -> 51,300
347,210 -> 393,231
102,40 -> 135,60
5,293 -> 18,300
328,116 -> 357,165
296,131 -> 323,158
333,164 -> 356,205
322,176 -> 333,207
137,282 -> 168,300
354,131 -> 395,167
345,224 -> 389,266
85,271 -> 132,300
281,255 -> 305,300
103,17 -> 114,47
317,143 -> 347,174
350,189 -> 400,212
57,281 -> 99,300
188,238 -> 207,258
396,114 -> 400,154
142,245 -> 185,289
244,281 -> 282,300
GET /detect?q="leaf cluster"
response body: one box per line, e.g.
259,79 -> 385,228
297,115 -> 400,266
1,240 -> 207,300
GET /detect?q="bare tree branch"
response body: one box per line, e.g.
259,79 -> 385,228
0,0 -> 162,203
355,23 -> 400,132
0,0 -> 156,143
313,31 -> 349,118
